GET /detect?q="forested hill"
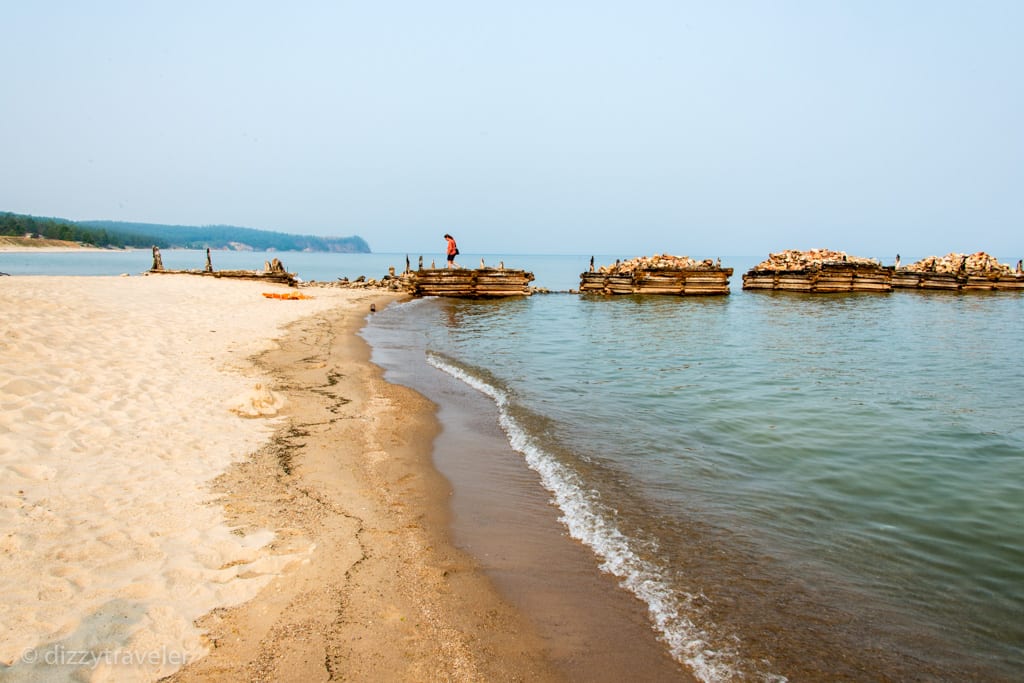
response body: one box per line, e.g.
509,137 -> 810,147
78,220 -> 370,253
1,212 -> 371,253
1,212 -> 161,248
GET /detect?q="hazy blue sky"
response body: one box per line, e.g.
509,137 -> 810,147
2,1 -> 1021,258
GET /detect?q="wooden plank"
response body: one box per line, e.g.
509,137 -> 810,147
993,278 -> 1024,290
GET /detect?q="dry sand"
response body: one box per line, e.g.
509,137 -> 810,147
0,275 -> 560,682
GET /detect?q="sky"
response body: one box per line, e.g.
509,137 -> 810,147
2,1 -> 1022,258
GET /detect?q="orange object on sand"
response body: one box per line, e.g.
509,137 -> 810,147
262,292 -> 313,300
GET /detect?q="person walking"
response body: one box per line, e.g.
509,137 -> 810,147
444,233 -> 460,269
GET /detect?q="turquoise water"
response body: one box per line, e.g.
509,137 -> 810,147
8,251 -> 1024,680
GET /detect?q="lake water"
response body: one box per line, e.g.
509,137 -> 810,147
7,250 -> 1023,680
361,256 -> 1023,681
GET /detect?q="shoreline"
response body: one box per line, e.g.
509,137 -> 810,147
0,276 -> 559,682
363,300 -> 698,681
164,292 -> 562,681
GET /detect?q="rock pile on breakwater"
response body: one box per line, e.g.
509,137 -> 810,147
894,252 -> 1023,291
749,248 -> 880,272
595,253 -> 723,274
743,248 -> 890,292
304,262 -> 535,298
902,252 -> 1016,276
285,250 -> 1024,297
581,253 -> 732,295
408,267 -> 535,297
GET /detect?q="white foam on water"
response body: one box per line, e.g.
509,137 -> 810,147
428,354 -> 786,682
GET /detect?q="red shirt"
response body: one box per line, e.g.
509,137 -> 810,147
446,237 -> 457,256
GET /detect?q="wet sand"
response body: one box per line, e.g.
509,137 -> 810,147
429,385 -> 695,681
363,312 -> 696,681
163,289 -> 563,682
170,288 -> 698,681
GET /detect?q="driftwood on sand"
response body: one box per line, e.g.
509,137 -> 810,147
147,246 -> 299,286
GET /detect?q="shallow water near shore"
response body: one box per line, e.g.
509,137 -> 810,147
362,266 -> 1024,681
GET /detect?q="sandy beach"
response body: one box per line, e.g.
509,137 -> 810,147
0,275 -> 560,682
0,237 -> 118,252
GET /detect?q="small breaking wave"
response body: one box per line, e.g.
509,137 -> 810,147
427,352 -> 785,683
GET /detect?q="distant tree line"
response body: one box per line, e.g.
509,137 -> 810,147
1,212 -> 371,253
78,221 -> 371,253
0,212 -> 167,248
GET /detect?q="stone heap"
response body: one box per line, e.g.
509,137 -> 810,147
892,251 -> 1022,291
598,253 -> 717,273
903,252 -> 1013,276
742,248 -> 890,292
581,254 -> 732,295
750,249 -> 879,272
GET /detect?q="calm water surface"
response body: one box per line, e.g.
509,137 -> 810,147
363,257 -> 1023,681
